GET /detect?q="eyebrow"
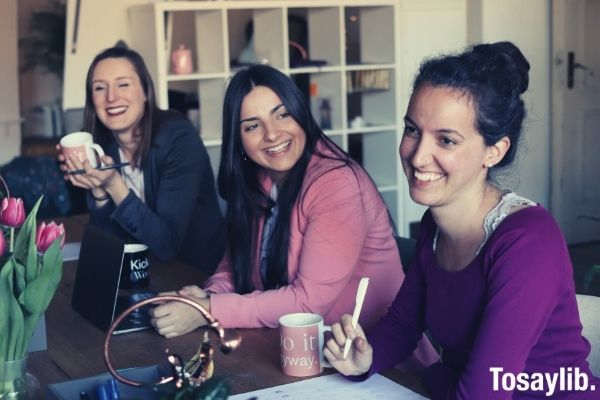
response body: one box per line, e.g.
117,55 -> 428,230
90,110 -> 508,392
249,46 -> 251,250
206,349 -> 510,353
404,116 -> 464,138
404,116 -> 417,126
240,103 -> 285,124
92,76 -> 134,84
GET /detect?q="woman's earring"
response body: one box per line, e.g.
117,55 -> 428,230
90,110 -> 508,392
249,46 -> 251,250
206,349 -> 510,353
241,152 -> 248,161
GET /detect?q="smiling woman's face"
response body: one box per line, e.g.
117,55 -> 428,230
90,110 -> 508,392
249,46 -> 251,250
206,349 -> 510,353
239,85 -> 306,183
399,84 -> 496,209
91,57 -> 147,136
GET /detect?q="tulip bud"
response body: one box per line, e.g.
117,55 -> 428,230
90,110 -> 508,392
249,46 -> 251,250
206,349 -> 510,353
36,221 -> 66,253
0,197 -> 25,228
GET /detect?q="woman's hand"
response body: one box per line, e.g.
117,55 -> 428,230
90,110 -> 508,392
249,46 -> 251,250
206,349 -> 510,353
149,285 -> 210,338
57,144 -> 129,204
323,314 -> 373,376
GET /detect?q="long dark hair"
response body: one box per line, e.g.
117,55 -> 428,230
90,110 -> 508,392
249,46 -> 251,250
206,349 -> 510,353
219,65 -> 350,294
413,41 -> 530,168
83,46 -> 159,167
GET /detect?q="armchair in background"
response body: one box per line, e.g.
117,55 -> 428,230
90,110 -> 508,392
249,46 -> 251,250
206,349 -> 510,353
576,294 -> 600,376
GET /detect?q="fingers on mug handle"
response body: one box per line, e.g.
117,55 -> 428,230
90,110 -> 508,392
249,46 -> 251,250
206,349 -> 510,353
321,324 -> 333,368
352,321 -> 367,340
90,143 -> 105,167
330,322 -> 348,346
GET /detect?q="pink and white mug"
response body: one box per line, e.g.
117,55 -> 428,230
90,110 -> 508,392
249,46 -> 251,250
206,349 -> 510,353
60,131 -> 105,168
278,313 -> 332,377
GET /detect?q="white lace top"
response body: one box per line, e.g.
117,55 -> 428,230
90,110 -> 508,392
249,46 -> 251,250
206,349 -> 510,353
433,192 -> 537,255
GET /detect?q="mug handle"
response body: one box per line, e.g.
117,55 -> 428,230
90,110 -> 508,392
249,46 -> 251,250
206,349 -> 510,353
321,325 -> 332,368
89,143 -> 105,168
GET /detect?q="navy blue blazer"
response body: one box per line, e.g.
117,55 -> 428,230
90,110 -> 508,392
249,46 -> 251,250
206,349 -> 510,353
87,110 -> 225,272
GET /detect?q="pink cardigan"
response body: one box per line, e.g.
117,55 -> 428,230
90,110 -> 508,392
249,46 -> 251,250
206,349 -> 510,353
205,145 -> 402,328
205,147 -> 439,366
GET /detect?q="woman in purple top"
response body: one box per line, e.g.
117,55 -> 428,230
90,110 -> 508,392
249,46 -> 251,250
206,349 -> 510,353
324,41 -> 600,399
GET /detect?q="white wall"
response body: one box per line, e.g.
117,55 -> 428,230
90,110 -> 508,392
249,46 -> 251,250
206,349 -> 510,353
1,0 -> 21,164
468,0 -> 551,206
397,0 -> 469,232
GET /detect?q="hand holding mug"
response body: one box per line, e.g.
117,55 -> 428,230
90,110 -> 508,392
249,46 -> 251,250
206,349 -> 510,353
323,314 -> 373,376
61,151 -> 121,192
58,131 -> 116,192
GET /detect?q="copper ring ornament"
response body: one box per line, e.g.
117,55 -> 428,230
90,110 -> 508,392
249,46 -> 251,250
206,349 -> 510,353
103,295 -> 241,387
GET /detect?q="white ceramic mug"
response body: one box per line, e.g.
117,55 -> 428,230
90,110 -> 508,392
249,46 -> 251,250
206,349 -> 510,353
120,244 -> 150,290
278,313 -> 332,377
60,131 -> 105,168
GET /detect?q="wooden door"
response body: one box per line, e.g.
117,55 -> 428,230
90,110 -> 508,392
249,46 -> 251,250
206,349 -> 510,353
552,0 -> 600,244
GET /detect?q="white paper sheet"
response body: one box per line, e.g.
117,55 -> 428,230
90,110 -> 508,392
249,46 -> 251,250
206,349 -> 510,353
229,373 -> 427,400
62,242 -> 81,261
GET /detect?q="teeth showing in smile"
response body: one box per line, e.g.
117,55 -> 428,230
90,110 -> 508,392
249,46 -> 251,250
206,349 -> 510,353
414,171 -> 444,182
265,140 -> 291,154
106,106 -> 127,115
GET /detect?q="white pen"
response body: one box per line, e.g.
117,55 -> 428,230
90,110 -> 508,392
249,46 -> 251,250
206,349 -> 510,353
343,277 -> 370,359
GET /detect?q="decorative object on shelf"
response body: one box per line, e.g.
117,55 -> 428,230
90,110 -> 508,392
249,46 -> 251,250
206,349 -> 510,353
104,295 -> 242,399
0,174 -> 65,399
289,41 -> 326,68
318,99 -> 332,130
171,44 -> 194,75
346,70 -> 391,93
350,116 -> 366,129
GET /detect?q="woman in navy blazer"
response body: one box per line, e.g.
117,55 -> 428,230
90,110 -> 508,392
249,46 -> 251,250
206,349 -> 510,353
60,46 -> 225,272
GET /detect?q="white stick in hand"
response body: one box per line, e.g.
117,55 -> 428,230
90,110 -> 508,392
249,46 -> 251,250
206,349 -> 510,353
343,277 -> 370,359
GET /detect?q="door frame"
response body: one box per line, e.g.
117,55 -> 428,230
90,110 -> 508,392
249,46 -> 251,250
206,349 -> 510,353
550,0 -> 567,234
550,0 -> 600,243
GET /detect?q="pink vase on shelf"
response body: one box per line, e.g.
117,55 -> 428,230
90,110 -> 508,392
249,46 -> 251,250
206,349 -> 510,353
171,44 -> 193,75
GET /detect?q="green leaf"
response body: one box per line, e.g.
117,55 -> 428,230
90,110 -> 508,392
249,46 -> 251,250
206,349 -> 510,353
0,258 -> 25,361
18,239 -> 62,317
0,260 -> 14,360
13,260 -> 26,297
17,238 -> 62,357
13,197 -> 43,284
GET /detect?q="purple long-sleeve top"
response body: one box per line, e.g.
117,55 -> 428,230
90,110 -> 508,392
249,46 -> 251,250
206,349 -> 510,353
364,206 -> 600,399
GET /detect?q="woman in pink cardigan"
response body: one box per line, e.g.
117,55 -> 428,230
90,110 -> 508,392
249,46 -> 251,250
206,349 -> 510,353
149,65 -> 437,366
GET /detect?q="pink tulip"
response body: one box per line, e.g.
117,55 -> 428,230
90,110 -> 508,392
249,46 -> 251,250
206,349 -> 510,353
36,221 -> 65,253
0,231 -> 5,258
0,197 -> 25,228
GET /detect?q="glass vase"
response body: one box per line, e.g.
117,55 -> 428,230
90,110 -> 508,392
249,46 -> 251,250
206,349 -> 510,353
0,358 -> 39,400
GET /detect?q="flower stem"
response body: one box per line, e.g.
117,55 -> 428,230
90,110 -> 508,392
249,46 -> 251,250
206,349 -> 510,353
9,227 -> 14,253
0,174 -> 9,198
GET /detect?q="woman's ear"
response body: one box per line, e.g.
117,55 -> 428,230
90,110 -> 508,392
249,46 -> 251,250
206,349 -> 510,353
484,136 -> 511,168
